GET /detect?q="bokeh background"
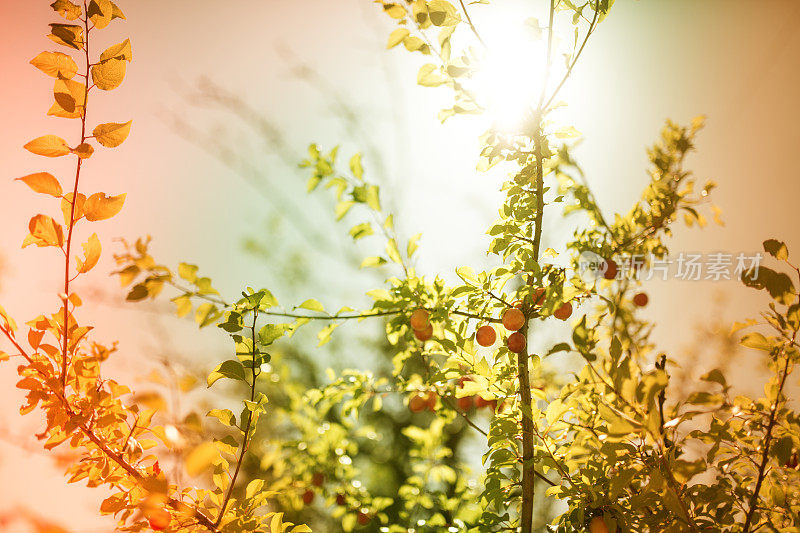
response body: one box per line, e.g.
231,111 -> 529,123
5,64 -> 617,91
1,0 -> 799,530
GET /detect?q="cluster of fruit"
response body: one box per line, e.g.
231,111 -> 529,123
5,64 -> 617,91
301,473 -> 371,525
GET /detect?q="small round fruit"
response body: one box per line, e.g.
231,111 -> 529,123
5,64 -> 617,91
457,395 -> 474,410
589,516 -> 615,533
633,292 -> 649,307
553,302 -> 573,321
414,323 -> 433,341
476,325 -> 497,347
409,394 -> 428,413
357,511 -> 371,525
311,472 -> 325,487
302,489 -> 315,505
146,508 -> 170,531
532,287 -> 546,306
502,308 -> 526,331
507,331 -> 527,354
786,452 -> 799,469
410,309 -> 430,331
603,259 -> 618,280
336,493 -> 347,506
425,392 -> 437,412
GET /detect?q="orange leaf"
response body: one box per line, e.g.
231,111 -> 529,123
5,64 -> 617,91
72,143 -> 94,159
22,214 -> 64,248
61,192 -> 86,225
24,135 -> 70,157
84,192 -> 126,221
93,121 -> 132,148
76,233 -> 101,273
17,172 -> 63,197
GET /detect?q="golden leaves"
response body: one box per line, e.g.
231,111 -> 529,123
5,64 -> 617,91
51,0 -> 82,21
50,78 -> 86,118
76,233 -> 101,274
61,192 -> 86,225
17,172 -> 63,197
92,58 -> 126,91
48,23 -> 84,50
24,135 -> 70,157
93,121 -> 132,147
387,28 -> 410,49
72,143 -> 94,159
22,214 -> 64,248
30,51 -> 78,79
100,39 -> 133,62
87,0 -> 114,29
84,192 -> 126,221
185,442 -> 219,477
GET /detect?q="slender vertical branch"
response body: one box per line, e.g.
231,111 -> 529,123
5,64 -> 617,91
742,349 -> 793,531
216,311 -> 259,526
61,2 -> 91,391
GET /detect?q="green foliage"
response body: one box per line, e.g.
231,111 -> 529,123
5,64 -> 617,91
4,1 -> 800,533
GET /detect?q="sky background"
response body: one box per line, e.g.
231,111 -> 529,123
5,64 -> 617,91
1,0 -> 799,530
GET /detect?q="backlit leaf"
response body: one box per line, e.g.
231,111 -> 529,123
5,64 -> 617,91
48,23 -> 84,50
83,193 -> 125,221
87,0 -> 113,29
22,214 -> 64,248
24,135 -> 70,157
207,360 -> 247,387
30,51 -> 78,78
93,121 -> 132,147
16,172 -> 62,197
99,39 -> 133,62
51,0 -> 82,20
76,233 -> 101,273
185,442 -> 219,476
387,28 -> 410,49
91,58 -> 126,90
72,143 -> 94,159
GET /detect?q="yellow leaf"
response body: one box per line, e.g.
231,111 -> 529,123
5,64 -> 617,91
52,78 -> 85,115
185,442 -> 219,476
91,58 -> 126,90
30,51 -> 78,79
387,28 -> 410,49
83,192 -> 126,221
110,1 -> 125,19
24,135 -> 70,157
93,121 -> 132,147
72,143 -> 94,159
51,0 -> 82,20
87,0 -> 113,29
76,233 -> 101,273
16,172 -> 63,197
22,214 -> 64,248
61,192 -> 86,225
100,39 -> 133,62
383,3 -> 407,18
48,23 -> 84,50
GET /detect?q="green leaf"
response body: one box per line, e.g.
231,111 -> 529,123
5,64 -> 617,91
387,28 -> 410,49
740,332 -> 772,352
207,409 -> 235,427
298,299 -> 325,313
386,239 -> 402,264
366,185 -> 381,211
349,153 -> 364,180
207,360 -> 247,387
258,323 -> 289,346
360,256 -> 387,269
349,222 -> 374,240
317,323 -> 339,346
